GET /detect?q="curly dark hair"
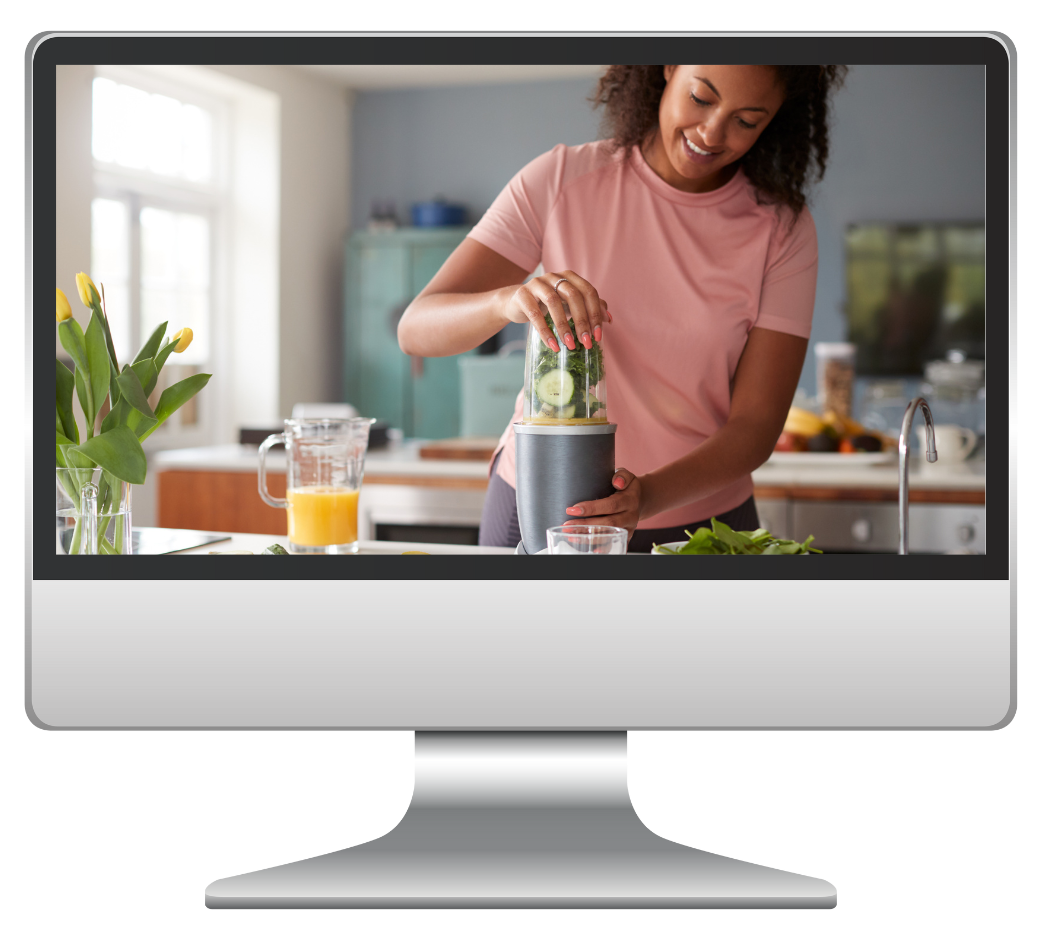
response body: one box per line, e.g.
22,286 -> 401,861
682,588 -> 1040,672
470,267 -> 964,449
593,65 -> 848,219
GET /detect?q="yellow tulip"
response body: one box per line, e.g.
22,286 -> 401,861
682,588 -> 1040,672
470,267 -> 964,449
55,288 -> 72,322
75,272 -> 101,309
172,327 -> 194,352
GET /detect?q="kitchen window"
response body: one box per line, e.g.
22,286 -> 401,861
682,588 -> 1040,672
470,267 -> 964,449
90,68 -> 225,442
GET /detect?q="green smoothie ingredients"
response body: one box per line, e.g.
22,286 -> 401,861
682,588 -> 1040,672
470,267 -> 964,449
530,312 -> 605,421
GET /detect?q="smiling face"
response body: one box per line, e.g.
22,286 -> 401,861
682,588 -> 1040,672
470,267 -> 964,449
643,65 -> 786,193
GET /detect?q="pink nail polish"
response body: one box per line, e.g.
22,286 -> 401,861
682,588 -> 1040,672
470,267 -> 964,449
549,338 -> 560,352
594,326 -> 602,342
564,333 -> 575,350
581,333 -> 591,349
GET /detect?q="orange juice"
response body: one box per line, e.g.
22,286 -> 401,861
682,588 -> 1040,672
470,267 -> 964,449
286,486 -> 359,547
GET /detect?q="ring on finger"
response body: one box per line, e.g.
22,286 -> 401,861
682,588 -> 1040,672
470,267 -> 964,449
552,277 -> 569,296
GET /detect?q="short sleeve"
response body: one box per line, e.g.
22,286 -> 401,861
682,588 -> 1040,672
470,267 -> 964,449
754,208 -> 818,339
467,144 -> 569,273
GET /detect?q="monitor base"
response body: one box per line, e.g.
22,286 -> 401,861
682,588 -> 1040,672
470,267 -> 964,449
206,733 -> 835,909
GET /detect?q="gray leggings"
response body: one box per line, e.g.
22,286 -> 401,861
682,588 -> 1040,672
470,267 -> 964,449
478,454 -> 760,554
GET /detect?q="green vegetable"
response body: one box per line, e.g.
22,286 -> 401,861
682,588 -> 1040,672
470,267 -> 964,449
652,518 -> 821,555
262,543 -> 290,555
536,368 -> 574,406
529,312 -> 605,419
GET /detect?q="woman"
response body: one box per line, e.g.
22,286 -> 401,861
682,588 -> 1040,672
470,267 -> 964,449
398,64 -> 847,551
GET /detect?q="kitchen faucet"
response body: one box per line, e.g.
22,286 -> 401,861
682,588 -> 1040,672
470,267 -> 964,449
898,397 -> 937,555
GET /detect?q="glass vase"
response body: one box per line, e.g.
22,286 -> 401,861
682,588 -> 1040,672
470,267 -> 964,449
56,467 -> 133,555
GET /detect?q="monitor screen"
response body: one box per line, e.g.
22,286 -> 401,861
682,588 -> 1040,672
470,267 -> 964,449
28,30 -> 1011,912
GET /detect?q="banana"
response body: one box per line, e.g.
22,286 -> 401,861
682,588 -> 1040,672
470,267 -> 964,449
784,407 -> 826,437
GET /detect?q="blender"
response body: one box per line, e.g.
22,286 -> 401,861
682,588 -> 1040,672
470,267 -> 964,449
513,310 -> 616,554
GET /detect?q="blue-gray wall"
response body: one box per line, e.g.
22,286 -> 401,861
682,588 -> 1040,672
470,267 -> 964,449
351,66 -> 985,392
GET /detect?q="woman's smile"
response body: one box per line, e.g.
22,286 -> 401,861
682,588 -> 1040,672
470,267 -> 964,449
681,134 -> 723,163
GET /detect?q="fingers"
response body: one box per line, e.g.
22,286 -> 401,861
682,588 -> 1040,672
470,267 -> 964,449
552,271 -> 603,350
531,277 -> 576,350
565,491 -> 626,518
513,286 -> 560,352
515,272 -> 611,351
611,468 -> 635,490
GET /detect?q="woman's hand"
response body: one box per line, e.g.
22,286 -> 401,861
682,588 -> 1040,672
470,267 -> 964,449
563,469 -> 643,539
501,269 -> 611,352
399,241 -> 612,359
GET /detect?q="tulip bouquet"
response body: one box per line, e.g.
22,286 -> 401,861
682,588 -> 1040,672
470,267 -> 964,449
55,273 -> 211,553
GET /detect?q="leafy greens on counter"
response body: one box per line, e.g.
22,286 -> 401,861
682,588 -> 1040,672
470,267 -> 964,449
652,519 -> 822,555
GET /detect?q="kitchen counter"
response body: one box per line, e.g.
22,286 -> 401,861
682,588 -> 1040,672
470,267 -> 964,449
155,442 -> 986,492
751,456 -> 985,503
153,442 -> 986,545
154,440 -> 491,486
171,531 -> 513,555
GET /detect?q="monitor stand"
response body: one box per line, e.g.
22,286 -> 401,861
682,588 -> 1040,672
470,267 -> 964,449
206,732 -> 836,908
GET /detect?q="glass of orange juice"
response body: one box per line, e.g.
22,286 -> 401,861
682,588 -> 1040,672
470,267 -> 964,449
258,418 -> 376,554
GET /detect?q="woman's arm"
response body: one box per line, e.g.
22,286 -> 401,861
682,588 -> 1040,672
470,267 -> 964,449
564,326 -> 808,534
397,237 -> 609,358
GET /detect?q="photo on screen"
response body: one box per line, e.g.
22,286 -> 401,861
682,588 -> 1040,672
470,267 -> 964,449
38,36 -> 1007,586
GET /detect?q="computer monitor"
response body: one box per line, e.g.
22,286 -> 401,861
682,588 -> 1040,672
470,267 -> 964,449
29,33 -> 1013,911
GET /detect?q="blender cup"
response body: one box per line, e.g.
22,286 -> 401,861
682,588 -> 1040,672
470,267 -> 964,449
513,310 -> 616,554
521,311 -> 608,423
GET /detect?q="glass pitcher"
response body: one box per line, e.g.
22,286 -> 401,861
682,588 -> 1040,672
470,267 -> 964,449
56,466 -> 133,555
258,418 -> 376,554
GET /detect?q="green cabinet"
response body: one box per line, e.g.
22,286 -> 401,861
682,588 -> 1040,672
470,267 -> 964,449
344,226 -> 472,439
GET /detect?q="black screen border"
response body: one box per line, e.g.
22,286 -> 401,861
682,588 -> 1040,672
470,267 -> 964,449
32,33 -> 1011,583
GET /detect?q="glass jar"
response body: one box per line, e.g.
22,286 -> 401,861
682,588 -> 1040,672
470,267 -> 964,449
522,307 -> 607,424
814,342 -> 856,419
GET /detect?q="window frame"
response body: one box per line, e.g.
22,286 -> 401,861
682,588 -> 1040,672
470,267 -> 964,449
90,65 -> 230,451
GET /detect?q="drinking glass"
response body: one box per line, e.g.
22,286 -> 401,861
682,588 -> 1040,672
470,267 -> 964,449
545,525 -> 627,555
56,466 -> 133,555
258,418 -> 376,554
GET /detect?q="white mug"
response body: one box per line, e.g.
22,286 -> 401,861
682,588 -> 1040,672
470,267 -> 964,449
917,424 -> 977,463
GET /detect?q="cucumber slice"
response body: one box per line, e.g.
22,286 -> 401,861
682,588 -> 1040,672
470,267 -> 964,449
539,403 -> 576,419
581,390 -> 600,415
535,368 -> 574,407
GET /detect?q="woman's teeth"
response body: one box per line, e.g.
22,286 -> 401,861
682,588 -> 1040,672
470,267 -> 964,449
684,137 -> 715,156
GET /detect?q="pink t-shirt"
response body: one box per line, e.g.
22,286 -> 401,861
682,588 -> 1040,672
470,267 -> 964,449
470,140 -> 818,530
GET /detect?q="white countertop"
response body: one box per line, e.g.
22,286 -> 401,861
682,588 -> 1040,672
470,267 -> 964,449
153,440 -> 491,480
155,442 -> 985,491
171,531 -> 513,555
751,456 -> 986,490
